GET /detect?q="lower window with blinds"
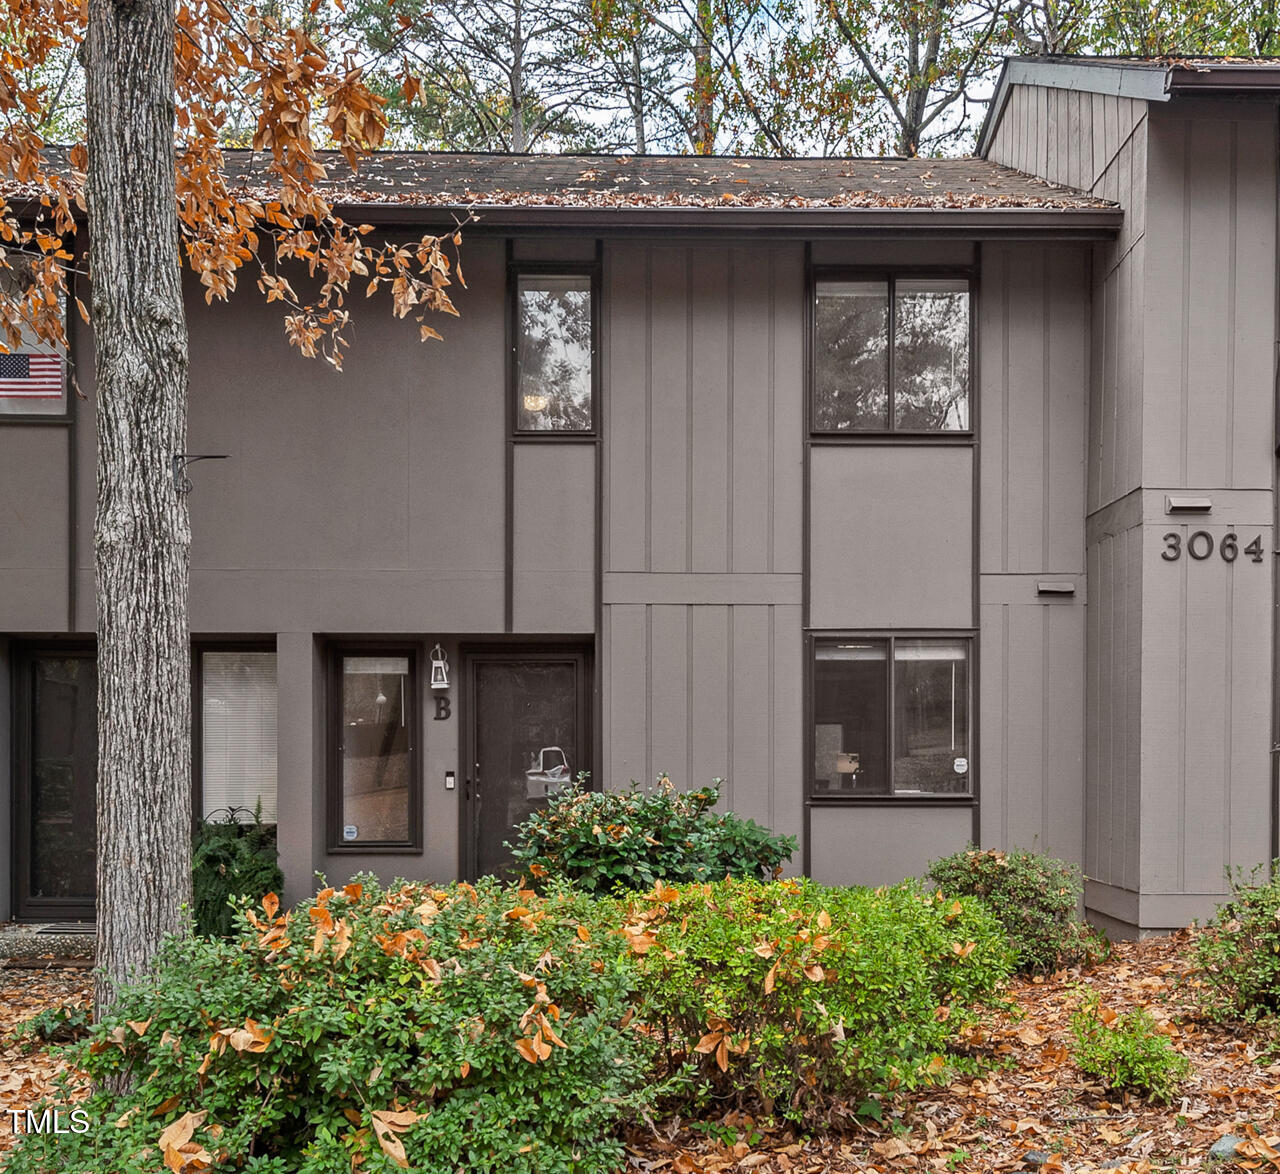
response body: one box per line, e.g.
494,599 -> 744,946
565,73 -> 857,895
197,647 -> 278,822
810,635 -> 971,799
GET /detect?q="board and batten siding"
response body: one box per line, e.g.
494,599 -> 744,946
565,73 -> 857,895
1117,101 -> 1274,928
995,84 -> 1278,930
600,243 -> 804,843
979,244 -> 1089,869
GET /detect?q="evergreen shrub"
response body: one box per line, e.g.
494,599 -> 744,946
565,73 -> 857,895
6,878 -> 655,1174
508,775 -> 796,894
1195,863 -> 1280,1023
192,805 -> 283,938
613,877 -> 1013,1123
1069,994 -> 1190,1102
927,847 -> 1107,973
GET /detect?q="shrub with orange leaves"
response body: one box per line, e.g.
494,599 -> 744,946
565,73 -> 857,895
4,877 -> 660,1174
611,876 -> 1013,1125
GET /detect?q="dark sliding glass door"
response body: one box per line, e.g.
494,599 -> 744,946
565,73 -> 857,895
14,648 -> 98,920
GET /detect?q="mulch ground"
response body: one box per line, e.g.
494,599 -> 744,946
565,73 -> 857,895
1,931 -> 1277,1172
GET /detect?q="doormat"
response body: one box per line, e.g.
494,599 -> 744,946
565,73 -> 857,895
33,924 -> 96,935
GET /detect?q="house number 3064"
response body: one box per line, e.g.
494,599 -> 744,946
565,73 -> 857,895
1161,531 -> 1264,563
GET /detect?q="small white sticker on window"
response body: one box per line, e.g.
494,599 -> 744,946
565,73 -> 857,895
953,757 -> 968,774
343,825 -> 358,842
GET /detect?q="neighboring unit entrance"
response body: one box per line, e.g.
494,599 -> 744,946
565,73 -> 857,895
462,646 -> 591,879
13,647 -> 97,920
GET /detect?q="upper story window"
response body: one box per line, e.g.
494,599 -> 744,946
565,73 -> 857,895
0,273 -> 68,418
813,275 -> 970,434
515,273 -> 595,433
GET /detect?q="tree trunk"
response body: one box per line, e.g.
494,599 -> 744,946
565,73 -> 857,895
692,0 -> 714,154
86,0 -> 192,1015
510,0 -> 527,152
631,39 -> 647,153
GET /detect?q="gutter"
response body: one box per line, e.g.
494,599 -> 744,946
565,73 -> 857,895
333,202 -> 1122,240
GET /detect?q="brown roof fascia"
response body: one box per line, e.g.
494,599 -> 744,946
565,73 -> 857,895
335,201 -> 1122,239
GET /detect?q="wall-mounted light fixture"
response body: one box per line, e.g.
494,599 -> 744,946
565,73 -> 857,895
429,643 -> 450,690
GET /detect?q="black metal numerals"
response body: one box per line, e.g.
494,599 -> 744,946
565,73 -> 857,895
1162,531 -> 1264,563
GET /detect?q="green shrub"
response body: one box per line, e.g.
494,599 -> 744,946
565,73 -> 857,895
613,877 -> 1013,1123
927,847 -> 1106,973
192,805 -> 283,937
1069,994 -> 1190,1102
508,775 -> 796,895
6,878 -> 655,1174
1194,863 -> 1280,1022
13,1003 -> 91,1052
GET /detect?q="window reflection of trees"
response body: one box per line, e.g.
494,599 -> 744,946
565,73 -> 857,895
517,277 -> 592,431
894,282 -> 969,430
814,283 -> 888,430
814,277 -> 968,433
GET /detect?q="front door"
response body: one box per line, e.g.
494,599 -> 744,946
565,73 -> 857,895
463,647 -> 591,880
14,648 -> 98,920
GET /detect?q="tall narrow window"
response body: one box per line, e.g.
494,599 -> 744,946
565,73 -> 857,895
199,650 -> 278,822
811,636 -> 971,798
330,649 -> 420,849
813,275 -> 970,434
515,274 -> 594,432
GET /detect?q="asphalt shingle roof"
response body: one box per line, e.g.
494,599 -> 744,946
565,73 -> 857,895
222,150 -> 1112,211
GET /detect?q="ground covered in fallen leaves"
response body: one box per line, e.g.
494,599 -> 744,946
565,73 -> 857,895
1,932 -> 1277,1172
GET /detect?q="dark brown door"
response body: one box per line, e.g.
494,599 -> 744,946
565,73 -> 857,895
14,648 -> 98,920
463,647 -> 591,880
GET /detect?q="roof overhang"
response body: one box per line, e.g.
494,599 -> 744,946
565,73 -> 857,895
978,56 -> 1280,157
335,201 -> 1123,240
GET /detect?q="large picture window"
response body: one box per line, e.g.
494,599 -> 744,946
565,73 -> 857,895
813,275 -> 970,433
811,636 -> 971,798
197,648 -> 278,822
514,272 -> 594,432
328,647 -> 421,851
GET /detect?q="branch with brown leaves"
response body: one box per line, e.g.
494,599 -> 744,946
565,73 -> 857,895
0,0 -> 464,368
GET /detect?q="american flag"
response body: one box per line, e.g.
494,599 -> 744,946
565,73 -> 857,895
0,352 -> 64,399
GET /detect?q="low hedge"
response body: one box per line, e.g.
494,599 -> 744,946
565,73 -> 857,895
616,878 -> 1013,1123
8,879 -> 654,1174
10,876 -> 1013,1170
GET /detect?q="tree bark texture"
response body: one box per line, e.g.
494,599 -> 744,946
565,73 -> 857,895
86,0 -> 192,1014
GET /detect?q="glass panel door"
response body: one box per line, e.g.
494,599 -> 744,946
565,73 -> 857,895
467,650 -> 589,880
16,650 -> 98,919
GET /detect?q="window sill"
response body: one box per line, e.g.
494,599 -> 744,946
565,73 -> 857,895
809,432 -> 974,444
806,794 -> 973,807
325,843 -> 425,855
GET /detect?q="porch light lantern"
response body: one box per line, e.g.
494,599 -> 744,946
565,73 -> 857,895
429,644 -> 450,690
